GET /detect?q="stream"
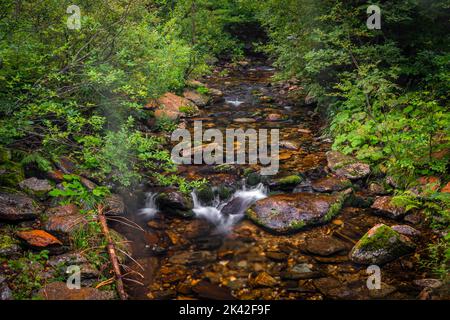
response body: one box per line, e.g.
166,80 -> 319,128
115,58 -> 430,300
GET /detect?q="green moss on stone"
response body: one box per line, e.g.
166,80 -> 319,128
276,175 -> 302,186
0,161 -> 25,187
357,224 -> 400,251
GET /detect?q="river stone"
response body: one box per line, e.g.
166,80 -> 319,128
371,196 -> 406,219
233,117 -> 256,123
250,272 -> 278,287
192,280 -> 235,300
38,282 -> 115,300
391,225 -> 421,238
169,250 -> 216,266
246,190 -> 349,233
183,89 -> 210,107
156,190 -> 194,218
349,224 -> 416,265
311,175 -> 352,193
326,151 -> 370,180
222,197 -> 246,215
280,263 -> 321,280
279,140 -> 300,150
0,192 -> 39,221
304,235 -> 347,256
19,177 -> 53,200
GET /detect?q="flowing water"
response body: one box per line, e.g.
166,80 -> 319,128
114,58 -> 435,300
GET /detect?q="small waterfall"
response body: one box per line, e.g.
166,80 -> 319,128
225,99 -> 244,107
138,192 -> 158,218
140,184 -> 267,233
192,183 -> 267,232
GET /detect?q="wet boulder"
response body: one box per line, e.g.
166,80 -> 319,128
311,175 -> 352,193
279,140 -> 300,150
19,177 -> 53,200
371,196 -> 406,219
156,190 -> 194,218
0,192 -> 39,221
349,224 -> 416,265
246,190 -> 350,233
326,151 -> 370,180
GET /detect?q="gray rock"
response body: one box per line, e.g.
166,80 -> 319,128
391,225 -> 421,238
104,194 -> 125,216
19,177 -> 53,199
0,192 -> 39,221
156,190 -> 194,218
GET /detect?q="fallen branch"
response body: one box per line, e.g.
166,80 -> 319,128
98,204 -> 128,300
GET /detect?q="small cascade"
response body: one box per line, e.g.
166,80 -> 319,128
225,99 -> 244,107
192,183 -> 267,232
138,192 -> 158,218
139,184 -> 267,233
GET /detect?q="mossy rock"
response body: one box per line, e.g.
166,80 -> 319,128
196,185 -> 215,206
269,175 -> 302,191
0,233 -> 22,258
216,185 -> 235,201
246,190 -> 350,234
349,224 -> 416,265
0,161 -> 25,188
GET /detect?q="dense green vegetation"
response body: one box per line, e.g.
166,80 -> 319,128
0,0 -> 449,295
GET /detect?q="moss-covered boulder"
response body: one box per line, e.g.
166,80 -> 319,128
19,177 -> 53,200
195,185 -> 215,206
246,189 -> 350,233
0,161 -> 25,188
156,190 -> 194,218
269,175 -> 303,191
349,224 -> 416,265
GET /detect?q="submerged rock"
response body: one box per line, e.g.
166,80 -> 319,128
156,190 -> 194,218
371,196 -> 406,219
326,151 -> 370,180
304,235 -> 347,256
349,224 -> 416,265
0,192 -> 39,221
19,177 -> 53,200
246,190 -> 349,233
192,280 -> 235,300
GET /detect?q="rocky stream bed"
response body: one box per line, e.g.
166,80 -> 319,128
1,58 -> 449,300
